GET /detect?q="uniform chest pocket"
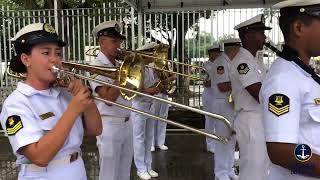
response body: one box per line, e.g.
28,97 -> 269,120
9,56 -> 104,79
307,106 -> 320,123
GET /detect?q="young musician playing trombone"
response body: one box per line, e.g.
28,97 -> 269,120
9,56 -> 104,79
150,43 -> 177,152
132,42 -> 161,180
0,23 -> 102,180
89,21 -> 133,180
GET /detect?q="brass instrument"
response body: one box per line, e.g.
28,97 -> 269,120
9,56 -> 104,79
228,94 -> 235,110
85,45 -> 207,82
120,46 -> 206,81
7,51 -> 145,100
7,62 -> 235,143
137,44 -> 177,94
85,46 -> 100,57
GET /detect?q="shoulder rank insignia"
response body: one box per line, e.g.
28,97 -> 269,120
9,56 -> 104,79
314,98 -> 320,105
217,66 -> 224,75
237,63 -> 249,75
39,112 -> 55,120
268,94 -> 289,116
6,115 -> 23,136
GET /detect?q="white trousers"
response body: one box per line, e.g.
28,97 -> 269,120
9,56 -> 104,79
97,116 -> 133,180
132,101 -> 155,172
234,111 -> 270,180
213,99 -> 237,180
151,94 -> 169,147
203,92 -> 216,152
18,158 -> 87,180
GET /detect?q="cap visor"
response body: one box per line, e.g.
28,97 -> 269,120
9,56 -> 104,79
264,26 -> 272,30
28,37 -> 66,47
107,34 -> 126,40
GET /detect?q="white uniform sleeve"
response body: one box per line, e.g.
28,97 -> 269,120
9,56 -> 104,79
215,62 -> 230,84
0,99 -> 43,154
260,73 -> 300,143
144,67 -> 156,88
235,58 -> 261,88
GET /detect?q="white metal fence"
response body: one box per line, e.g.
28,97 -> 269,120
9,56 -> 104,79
0,3 -> 283,107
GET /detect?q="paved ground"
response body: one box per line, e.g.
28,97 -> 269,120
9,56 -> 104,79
0,132 -> 219,180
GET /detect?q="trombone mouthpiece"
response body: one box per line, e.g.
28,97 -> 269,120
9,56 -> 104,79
51,65 -> 60,73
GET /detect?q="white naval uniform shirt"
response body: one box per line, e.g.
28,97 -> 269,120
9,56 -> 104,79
0,82 -> 83,165
229,47 -> 266,112
260,57 -> 320,180
203,60 -> 215,98
211,53 -> 232,99
89,52 -> 131,118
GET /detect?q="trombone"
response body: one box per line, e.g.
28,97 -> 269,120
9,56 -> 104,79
119,44 -> 207,81
7,61 -> 235,143
85,45 -> 207,81
63,51 -> 145,100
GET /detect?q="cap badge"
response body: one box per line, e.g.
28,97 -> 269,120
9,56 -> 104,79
300,8 -> 305,13
43,23 -> 56,34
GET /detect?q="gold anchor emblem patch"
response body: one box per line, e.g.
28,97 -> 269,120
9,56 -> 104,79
237,63 -> 249,75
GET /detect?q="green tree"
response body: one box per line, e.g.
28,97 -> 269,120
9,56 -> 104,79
185,31 -> 216,59
1,0 -> 119,9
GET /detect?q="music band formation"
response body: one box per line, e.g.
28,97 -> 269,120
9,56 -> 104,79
1,0 -> 320,180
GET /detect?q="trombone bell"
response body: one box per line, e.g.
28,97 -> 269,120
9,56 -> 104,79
118,53 -> 145,100
61,59 -> 144,100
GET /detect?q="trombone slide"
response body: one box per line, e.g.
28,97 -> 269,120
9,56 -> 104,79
53,67 -> 235,143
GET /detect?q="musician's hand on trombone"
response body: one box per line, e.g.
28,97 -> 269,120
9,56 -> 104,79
67,77 -> 93,115
160,74 -> 176,85
143,86 -> 160,95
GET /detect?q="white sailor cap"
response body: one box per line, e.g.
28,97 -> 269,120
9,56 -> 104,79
273,0 -> 320,18
92,21 -> 125,39
234,14 -> 272,31
207,43 -> 221,52
11,23 -> 66,47
223,38 -> 242,46
136,42 -> 159,51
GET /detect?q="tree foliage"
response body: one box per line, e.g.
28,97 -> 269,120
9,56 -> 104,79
1,0 -> 119,9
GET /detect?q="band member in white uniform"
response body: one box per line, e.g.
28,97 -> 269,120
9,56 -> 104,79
89,21 -> 133,180
150,91 -> 169,152
202,44 -> 222,153
132,43 -> 161,180
230,15 -> 271,180
150,43 -> 176,152
0,23 -> 102,180
260,0 -> 320,179
211,38 -> 241,180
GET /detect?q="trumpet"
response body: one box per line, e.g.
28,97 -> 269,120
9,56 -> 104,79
7,62 -> 235,143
